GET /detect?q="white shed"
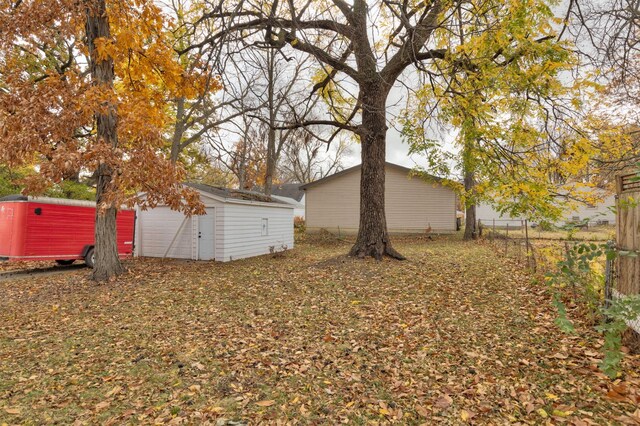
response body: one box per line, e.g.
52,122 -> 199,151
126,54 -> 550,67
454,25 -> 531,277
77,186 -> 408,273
135,184 -> 294,262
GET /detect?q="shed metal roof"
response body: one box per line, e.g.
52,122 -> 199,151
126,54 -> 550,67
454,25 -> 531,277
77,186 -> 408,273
185,183 -> 293,206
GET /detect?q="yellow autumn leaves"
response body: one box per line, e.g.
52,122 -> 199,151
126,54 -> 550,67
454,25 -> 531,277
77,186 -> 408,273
401,0 -> 615,219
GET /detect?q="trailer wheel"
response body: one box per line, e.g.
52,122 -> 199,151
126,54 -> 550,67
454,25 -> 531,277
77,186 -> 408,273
85,247 -> 96,268
55,259 -> 75,266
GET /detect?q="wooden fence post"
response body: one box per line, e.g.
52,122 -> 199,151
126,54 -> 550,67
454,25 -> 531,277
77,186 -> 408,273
604,240 -> 614,310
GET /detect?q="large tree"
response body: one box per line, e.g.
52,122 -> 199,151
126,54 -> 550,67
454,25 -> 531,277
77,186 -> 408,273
207,41 -> 320,195
183,0 -> 461,259
402,0 -> 597,238
280,129 -> 351,183
0,0 -> 207,280
165,0 -> 257,166
84,0 -> 123,279
561,0 -> 640,179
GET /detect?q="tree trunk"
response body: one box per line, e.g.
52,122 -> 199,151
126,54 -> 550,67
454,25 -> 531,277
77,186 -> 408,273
348,82 -> 404,260
94,164 -> 123,280
464,164 -> 478,241
264,50 -> 276,196
265,127 -> 276,195
462,143 -> 477,241
237,165 -> 246,190
464,200 -> 477,240
85,0 -> 124,281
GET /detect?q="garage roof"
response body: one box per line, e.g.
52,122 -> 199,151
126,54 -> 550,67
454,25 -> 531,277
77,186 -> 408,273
299,162 -> 446,190
186,183 -> 293,206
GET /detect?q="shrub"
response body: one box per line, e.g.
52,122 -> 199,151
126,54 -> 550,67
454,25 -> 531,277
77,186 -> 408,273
538,220 -> 555,231
294,216 -> 306,232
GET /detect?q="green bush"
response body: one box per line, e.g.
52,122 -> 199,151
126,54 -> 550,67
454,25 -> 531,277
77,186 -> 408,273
45,180 -> 95,201
547,242 -> 640,378
0,166 -> 95,201
0,167 -> 26,198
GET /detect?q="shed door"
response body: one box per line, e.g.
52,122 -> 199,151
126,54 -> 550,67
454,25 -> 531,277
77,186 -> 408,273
138,207 -> 193,259
198,208 -> 215,260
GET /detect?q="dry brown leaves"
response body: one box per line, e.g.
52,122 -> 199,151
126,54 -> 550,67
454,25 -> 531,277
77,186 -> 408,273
0,235 -> 638,424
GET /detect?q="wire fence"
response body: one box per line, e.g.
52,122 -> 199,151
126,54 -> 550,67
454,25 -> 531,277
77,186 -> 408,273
481,218 -> 614,270
486,232 -> 540,271
482,220 -> 617,317
481,219 -> 538,272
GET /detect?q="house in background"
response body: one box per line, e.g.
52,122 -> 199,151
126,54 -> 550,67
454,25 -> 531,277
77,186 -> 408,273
301,162 -> 457,233
560,190 -> 616,225
135,183 -> 294,262
476,186 -> 617,227
268,183 -> 306,218
476,203 -> 528,228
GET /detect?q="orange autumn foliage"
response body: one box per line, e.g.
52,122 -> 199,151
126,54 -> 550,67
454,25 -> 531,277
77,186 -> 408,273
0,0 -> 218,212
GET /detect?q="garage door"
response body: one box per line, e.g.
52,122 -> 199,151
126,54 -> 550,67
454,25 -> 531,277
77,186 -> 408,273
137,207 -> 194,259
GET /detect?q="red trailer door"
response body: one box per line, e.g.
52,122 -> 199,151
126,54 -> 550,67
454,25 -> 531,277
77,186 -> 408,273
0,203 -> 15,259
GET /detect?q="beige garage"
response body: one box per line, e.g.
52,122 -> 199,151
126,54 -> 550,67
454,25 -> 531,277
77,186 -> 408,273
301,162 -> 457,233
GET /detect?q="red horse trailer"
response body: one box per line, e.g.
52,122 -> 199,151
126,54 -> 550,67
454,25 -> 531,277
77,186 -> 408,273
0,195 -> 135,267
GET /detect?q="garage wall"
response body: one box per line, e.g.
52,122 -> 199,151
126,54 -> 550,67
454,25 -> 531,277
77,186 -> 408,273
219,203 -> 294,262
385,165 -> 456,232
305,169 -> 360,231
305,164 -> 457,233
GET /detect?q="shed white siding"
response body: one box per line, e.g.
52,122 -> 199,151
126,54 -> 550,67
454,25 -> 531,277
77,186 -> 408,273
135,188 -> 294,262
135,207 -> 195,259
219,203 -> 294,262
304,163 -> 457,233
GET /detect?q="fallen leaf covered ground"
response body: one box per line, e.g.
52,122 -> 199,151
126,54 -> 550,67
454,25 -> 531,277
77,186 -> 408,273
1,234 -> 639,425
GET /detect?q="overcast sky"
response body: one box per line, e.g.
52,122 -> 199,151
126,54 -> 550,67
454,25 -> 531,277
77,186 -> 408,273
204,0 -> 589,179
336,0 -> 585,173
342,81 -> 448,170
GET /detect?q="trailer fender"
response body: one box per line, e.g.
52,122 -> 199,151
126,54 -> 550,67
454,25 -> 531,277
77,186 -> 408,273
81,245 -> 94,258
